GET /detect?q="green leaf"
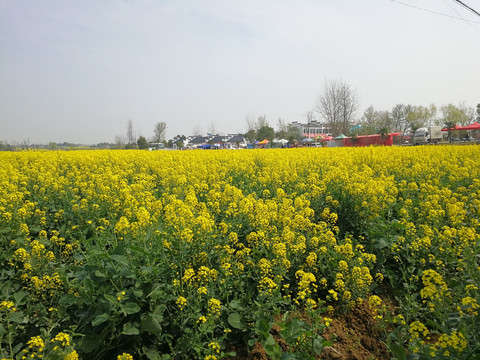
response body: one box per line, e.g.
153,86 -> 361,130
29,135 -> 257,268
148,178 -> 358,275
92,313 -> 110,327
13,290 -> 28,305
280,318 -> 304,344
13,342 -> 24,355
123,322 -> 140,335
94,270 -> 106,278
141,315 -> 162,336
142,346 -> 162,360
279,353 -> 296,360
388,343 -> 407,360
248,339 -> 257,347
133,289 -> 144,298
313,337 -> 325,355
59,293 -> 76,305
228,312 -> 244,329
228,299 -> 244,311
374,237 -> 391,249
121,302 -> 141,315
104,294 -> 117,303
9,311 -> 25,323
264,334 -> 281,358
29,225 -> 42,233
83,278 -> 95,293
255,319 -> 271,336
111,254 -> 128,265
0,227 -> 12,234
79,335 -> 102,353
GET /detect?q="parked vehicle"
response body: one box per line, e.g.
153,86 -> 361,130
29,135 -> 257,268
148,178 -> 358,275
413,126 -> 443,145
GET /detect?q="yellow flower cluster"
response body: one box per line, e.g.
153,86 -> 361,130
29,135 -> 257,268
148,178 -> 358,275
51,332 -> 70,348
420,269 -> 448,311
28,273 -> 63,300
294,270 -> 317,305
409,320 -> 429,340
117,353 -> 134,360
208,298 -> 221,317
21,336 -> 45,360
459,296 -> 479,316
17,332 -> 77,360
0,301 -> 17,312
431,331 -> 467,356
64,351 -> 79,360
176,296 -> 187,311
208,342 -> 221,354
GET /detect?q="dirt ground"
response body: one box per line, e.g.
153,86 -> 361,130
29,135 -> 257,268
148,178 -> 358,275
231,302 -> 391,360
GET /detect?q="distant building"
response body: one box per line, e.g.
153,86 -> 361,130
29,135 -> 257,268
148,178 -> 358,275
209,135 -> 229,145
289,121 -> 331,138
225,135 -> 247,149
189,136 -> 209,146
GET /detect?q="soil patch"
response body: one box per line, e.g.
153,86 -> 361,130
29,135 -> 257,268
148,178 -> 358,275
228,302 -> 390,360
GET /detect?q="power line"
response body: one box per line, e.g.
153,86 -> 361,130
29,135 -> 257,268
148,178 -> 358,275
390,0 -> 480,23
447,0 -> 480,32
452,0 -> 480,17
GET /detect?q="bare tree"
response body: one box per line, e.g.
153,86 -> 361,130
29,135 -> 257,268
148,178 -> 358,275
152,121 -> 167,144
304,110 -> 315,136
22,138 -> 30,149
126,119 -> 136,146
276,118 -> 287,133
428,104 -> 438,126
207,122 -> 217,135
257,115 -> 269,129
275,118 -> 290,140
114,135 -> 126,149
246,114 -> 257,132
192,125 -> 202,136
315,79 -> 358,136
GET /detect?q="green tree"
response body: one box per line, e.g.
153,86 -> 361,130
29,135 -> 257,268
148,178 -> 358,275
275,118 -> 289,139
244,129 -> 257,143
406,106 -> 432,132
48,142 -> 58,150
245,115 -> 272,142
359,106 -> 393,135
137,136 -> 148,149
286,124 -> 304,142
360,106 -> 381,134
441,103 -> 474,142
476,103 -> 480,122
391,104 -> 413,136
257,125 -> 275,142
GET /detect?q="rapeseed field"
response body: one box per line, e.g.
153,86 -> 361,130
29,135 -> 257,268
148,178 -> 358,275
0,146 -> 479,359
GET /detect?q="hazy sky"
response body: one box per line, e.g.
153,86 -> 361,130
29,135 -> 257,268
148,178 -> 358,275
1,0 -> 479,144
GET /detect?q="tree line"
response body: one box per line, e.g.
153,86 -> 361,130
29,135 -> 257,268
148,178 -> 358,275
242,79 -> 479,144
114,120 -> 167,149
314,79 -> 480,138
89,78 -> 480,149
